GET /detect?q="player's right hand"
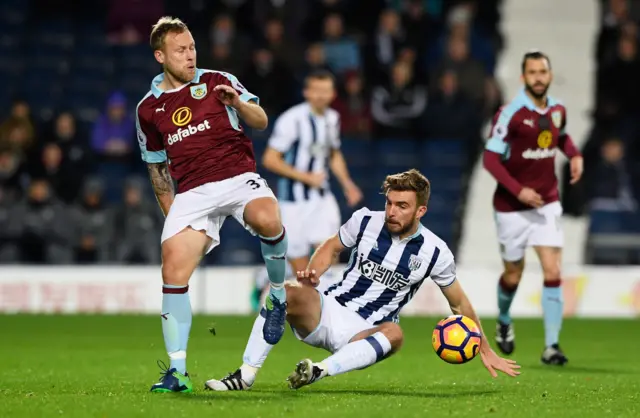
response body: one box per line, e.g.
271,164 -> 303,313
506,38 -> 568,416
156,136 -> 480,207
296,269 -> 320,287
304,172 -> 327,188
517,187 -> 544,208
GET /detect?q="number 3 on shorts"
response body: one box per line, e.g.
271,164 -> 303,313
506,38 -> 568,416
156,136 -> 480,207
246,178 -> 269,190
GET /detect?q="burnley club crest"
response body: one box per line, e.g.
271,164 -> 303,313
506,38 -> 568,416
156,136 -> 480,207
190,83 -> 207,100
551,110 -> 562,128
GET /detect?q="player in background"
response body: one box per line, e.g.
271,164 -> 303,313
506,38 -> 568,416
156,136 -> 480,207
205,170 -> 520,391
261,70 -> 362,277
136,17 -> 290,393
483,51 -> 583,365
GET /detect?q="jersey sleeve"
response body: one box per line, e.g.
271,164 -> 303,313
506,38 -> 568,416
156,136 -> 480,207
215,71 -> 259,104
136,102 -> 166,163
330,112 -> 341,150
485,106 -> 516,156
338,207 -> 371,248
267,112 -> 298,153
428,246 -> 456,288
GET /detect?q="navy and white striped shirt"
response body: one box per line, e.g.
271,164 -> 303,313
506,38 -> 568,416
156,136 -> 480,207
268,102 -> 341,202
325,208 -> 456,325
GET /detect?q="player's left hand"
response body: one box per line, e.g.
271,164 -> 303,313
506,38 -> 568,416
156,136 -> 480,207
344,183 -> 363,207
569,156 -> 583,185
214,84 -> 241,108
480,347 -> 521,378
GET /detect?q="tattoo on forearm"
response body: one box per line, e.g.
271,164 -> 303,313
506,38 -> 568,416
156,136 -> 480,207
147,163 -> 173,196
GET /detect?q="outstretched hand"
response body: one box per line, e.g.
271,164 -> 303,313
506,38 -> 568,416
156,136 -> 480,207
480,348 -> 521,378
296,269 -> 320,288
213,84 -> 241,108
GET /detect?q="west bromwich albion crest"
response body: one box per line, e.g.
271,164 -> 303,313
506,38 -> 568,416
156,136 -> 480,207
190,83 -> 207,100
551,110 -> 562,128
408,254 -> 422,271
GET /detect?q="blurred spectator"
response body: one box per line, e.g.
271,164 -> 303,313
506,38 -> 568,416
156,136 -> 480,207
428,3 -> 495,75
402,0 -> 441,56
367,9 -> 406,83
209,14 -> 251,60
300,43 -> 333,80
432,35 -> 486,108
263,18 -> 302,73
333,72 -> 373,138
0,117 -> 35,154
9,98 -> 32,121
0,193 -> 20,262
371,60 -> 426,138
421,71 -> 480,142
112,177 -> 162,264
106,0 -> 164,45
598,35 -> 640,118
587,138 -> 639,212
12,178 -> 73,264
0,146 -> 27,204
252,0 -> 310,39
199,43 -> 242,75
322,13 -> 361,76
241,48 -> 294,116
597,0 -> 633,65
69,178 -> 112,264
91,92 -> 135,160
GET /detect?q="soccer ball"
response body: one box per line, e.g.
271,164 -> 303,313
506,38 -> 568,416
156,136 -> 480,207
432,315 -> 482,364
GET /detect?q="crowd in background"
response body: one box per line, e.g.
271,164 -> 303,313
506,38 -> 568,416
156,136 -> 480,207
0,0 -> 504,265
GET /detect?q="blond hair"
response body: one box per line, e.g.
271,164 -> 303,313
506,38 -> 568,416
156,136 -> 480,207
381,169 -> 431,206
150,16 -> 189,50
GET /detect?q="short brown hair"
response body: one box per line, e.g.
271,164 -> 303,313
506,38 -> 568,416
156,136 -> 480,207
381,169 -> 431,206
521,50 -> 551,74
150,16 -> 188,51
304,69 -> 335,88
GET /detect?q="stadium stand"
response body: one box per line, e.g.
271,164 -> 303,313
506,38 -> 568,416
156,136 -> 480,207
0,0 -> 504,265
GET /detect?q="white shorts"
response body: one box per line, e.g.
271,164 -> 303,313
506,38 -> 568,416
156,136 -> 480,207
494,201 -> 563,262
161,172 -> 276,253
292,290 -> 376,353
279,193 -> 341,259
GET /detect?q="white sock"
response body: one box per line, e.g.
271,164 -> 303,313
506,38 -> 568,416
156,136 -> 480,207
322,332 -> 392,376
240,309 -> 274,383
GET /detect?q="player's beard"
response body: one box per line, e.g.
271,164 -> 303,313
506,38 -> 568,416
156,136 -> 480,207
525,82 -> 549,99
165,64 -> 192,85
385,217 -> 417,237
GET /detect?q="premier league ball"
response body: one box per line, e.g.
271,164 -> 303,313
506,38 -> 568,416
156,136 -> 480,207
432,315 -> 482,364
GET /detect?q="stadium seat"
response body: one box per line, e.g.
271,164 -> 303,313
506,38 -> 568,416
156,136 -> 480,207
421,139 -> 467,169
375,138 -> 420,170
341,138 -> 373,168
588,210 -> 625,234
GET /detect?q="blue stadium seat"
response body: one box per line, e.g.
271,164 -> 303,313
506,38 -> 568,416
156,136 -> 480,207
96,162 -> 134,204
421,139 -> 467,169
375,138 -> 420,170
341,138 -> 373,168
588,210 -> 625,234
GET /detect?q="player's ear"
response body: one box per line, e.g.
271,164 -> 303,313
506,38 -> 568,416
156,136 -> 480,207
154,49 -> 165,65
416,205 -> 427,219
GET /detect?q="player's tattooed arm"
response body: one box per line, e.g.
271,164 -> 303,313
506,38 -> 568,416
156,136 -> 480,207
147,162 -> 174,217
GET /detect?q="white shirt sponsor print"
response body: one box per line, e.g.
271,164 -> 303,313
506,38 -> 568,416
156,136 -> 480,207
521,148 -> 557,160
167,120 -> 211,146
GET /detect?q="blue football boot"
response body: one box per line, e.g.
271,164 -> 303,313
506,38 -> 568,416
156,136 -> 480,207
150,361 -> 193,393
262,294 -> 287,345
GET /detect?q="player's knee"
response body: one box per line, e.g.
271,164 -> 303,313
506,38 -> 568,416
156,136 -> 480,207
378,322 -> 404,353
503,261 -> 524,285
283,282 -> 312,316
542,266 -> 561,282
161,248 -> 192,286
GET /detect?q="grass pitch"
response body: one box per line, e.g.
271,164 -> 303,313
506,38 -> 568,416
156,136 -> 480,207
1,315 -> 638,418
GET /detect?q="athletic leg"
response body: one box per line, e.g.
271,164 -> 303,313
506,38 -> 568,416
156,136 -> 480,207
152,227 -> 211,393
534,245 -> 568,365
243,196 -> 289,344
205,282 -> 321,391
287,322 -> 403,389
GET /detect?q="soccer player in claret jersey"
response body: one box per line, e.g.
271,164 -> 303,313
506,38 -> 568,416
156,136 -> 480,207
483,51 -> 583,365
205,170 -> 520,391
136,17 -> 290,393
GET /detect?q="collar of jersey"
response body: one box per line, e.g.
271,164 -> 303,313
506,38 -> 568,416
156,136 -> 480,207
516,88 -> 558,113
151,68 -> 204,98
394,224 -> 424,243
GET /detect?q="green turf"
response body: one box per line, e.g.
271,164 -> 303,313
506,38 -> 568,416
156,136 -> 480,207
1,315 -> 638,418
